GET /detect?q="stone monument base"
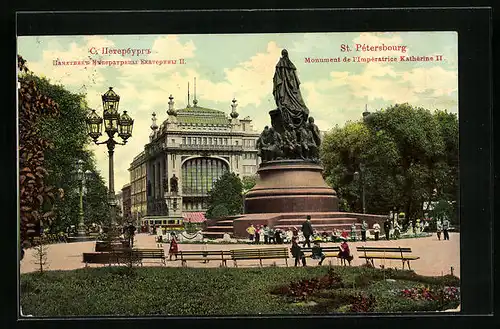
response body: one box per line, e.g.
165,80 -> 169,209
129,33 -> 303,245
244,160 -> 338,214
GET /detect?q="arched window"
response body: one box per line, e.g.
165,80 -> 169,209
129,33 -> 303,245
182,157 -> 229,195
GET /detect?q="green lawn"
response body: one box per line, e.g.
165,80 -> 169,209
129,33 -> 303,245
20,265 -> 460,316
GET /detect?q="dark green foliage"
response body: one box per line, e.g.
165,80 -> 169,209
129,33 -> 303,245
20,266 -> 460,316
206,172 -> 243,219
321,104 -> 458,223
242,175 -> 258,192
18,56 -> 62,245
20,74 -> 111,232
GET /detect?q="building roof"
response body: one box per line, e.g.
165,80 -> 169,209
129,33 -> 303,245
176,105 -> 229,126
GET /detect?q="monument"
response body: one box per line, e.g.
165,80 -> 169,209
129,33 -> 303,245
203,49 -> 385,238
244,49 -> 338,214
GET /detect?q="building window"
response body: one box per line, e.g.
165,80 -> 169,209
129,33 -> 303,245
182,137 -> 186,144
219,138 -> 223,145
182,157 -> 229,195
198,137 -> 201,144
214,138 -> 218,145
203,137 -> 207,145
208,137 -> 212,145
224,138 -> 228,145
235,140 -> 239,146
188,137 -> 192,145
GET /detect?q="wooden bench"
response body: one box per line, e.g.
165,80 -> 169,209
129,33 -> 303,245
357,246 -> 420,270
231,247 -> 289,267
83,248 -> 165,267
300,246 -> 345,265
178,250 -> 231,267
95,241 -> 130,252
134,249 -> 166,266
82,250 -> 138,266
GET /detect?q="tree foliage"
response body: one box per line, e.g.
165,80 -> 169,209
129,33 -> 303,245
18,55 -> 64,245
321,103 -> 458,224
242,175 -> 258,193
18,56 -> 111,238
206,172 -> 243,219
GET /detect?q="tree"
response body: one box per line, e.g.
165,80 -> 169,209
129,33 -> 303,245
21,73 -> 111,232
242,175 -> 258,193
321,103 -> 458,223
18,55 -> 64,245
206,172 -> 243,219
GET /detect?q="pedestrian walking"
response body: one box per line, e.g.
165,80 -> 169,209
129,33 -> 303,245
290,237 -> 306,267
383,218 -> 391,241
169,234 -> 179,261
361,220 -> 368,242
301,216 -> 314,248
372,222 -> 381,241
443,218 -> 450,240
436,220 -> 442,240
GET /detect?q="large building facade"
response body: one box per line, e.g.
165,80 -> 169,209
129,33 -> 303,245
121,183 -> 132,221
129,91 -> 260,223
129,151 -> 148,222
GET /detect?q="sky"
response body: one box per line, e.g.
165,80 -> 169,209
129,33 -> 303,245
17,32 -> 458,191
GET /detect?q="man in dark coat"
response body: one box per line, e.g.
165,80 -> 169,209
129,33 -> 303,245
301,215 -> 314,248
383,218 -> 391,241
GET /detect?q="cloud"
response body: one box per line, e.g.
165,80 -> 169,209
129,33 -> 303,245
22,36 -> 115,91
18,32 -> 458,191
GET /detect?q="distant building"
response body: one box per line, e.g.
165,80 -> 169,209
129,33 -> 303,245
129,81 -> 260,225
129,151 -> 147,225
121,183 -> 132,221
115,191 -> 123,219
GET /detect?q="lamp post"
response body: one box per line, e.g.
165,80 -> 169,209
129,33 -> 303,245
85,87 -> 134,227
354,163 -> 366,214
75,160 -> 93,236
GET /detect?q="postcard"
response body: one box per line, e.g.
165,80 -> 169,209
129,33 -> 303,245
17,31 -> 460,316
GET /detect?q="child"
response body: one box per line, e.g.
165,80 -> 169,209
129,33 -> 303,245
290,237 -> 306,267
169,234 -> 179,261
338,237 -> 353,266
311,239 -> 326,265
246,223 -> 256,242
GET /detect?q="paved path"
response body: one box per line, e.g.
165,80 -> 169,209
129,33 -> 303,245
20,233 -> 460,278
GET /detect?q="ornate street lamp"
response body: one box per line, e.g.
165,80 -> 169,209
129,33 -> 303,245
85,87 -> 134,226
74,160 -> 94,237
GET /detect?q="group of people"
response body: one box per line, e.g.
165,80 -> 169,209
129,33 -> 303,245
290,234 -> 353,267
436,218 -> 451,241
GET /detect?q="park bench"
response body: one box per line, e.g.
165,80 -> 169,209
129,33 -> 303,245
83,248 -> 165,266
82,251 -> 138,266
357,246 -> 420,270
230,247 -> 289,267
133,248 -> 166,266
300,246 -> 345,265
178,250 -> 232,267
95,241 -> 130,252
